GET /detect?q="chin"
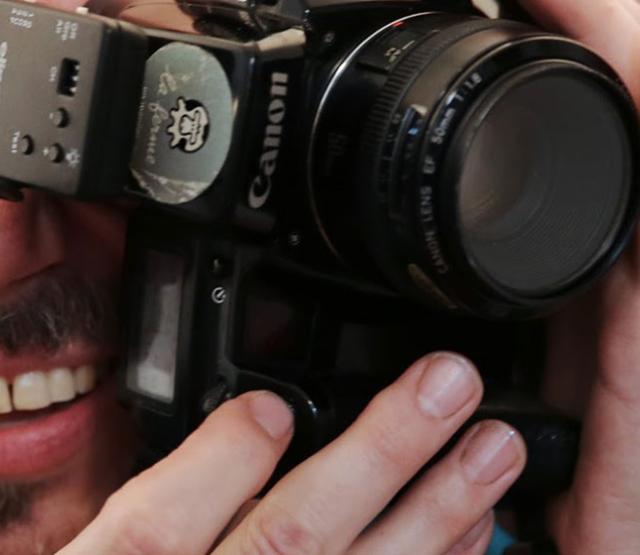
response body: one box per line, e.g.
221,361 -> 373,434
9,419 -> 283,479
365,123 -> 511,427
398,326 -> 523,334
0,375 -> 137,554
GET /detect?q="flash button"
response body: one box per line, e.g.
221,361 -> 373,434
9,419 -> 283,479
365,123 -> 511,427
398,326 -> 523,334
18,135 -> 34,155
49,108 -> 70,128
44,144 -> 64,163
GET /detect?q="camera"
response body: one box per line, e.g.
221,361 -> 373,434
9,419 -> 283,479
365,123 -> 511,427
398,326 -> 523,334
0,0 -> 637,494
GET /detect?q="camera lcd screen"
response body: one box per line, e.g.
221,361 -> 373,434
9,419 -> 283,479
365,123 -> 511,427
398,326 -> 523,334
126,250 -> 185,404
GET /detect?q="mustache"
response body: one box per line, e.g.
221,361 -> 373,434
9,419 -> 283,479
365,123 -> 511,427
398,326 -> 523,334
0,272 -> 118,355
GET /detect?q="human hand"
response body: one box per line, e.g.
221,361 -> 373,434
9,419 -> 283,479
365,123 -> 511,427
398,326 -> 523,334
519,1 -> 640,553
86,0 -> 194,30
57,353 -> 525,555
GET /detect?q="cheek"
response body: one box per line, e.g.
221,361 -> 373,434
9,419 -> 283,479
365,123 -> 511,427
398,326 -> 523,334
58,201 -> 130,285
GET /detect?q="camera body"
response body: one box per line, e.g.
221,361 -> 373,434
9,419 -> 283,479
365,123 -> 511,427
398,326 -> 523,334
120,0 -> 601,489
127,0 -> 638,320
0,0 -> 635,493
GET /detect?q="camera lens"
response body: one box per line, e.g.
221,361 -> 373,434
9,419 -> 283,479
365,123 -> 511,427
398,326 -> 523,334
456,67 -> 630,296
311,14 -> 639,318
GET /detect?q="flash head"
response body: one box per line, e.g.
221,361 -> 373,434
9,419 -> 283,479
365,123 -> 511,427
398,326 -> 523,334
0,1 -> 147,199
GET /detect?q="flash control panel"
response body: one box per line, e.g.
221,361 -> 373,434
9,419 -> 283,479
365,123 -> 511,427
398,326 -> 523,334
0,1 -> 147,198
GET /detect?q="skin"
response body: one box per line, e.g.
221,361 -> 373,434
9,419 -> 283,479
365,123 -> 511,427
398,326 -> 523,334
0,192 -> 137,554
87,0 -> 196,30
519,3 -> 640,554
0,0 -> 637,554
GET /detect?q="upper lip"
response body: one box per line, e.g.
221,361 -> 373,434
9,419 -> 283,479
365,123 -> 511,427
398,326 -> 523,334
0,264 -> 119,382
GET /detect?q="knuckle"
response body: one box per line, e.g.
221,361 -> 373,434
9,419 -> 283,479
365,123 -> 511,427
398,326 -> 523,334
363,395 -> 414,474
228,429 -> 275,467
225,432 -> 284,492
240,508 -> 322,555
102,492 -> 182,555
428,478 -> 469,527
596,366 -> 640,408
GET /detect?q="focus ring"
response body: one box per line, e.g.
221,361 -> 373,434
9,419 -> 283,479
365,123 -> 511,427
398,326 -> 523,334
361,17 -> 501,160
356,17 -> 512,306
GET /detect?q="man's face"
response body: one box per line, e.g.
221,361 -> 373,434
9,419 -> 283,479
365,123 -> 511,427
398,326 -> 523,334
0,190 -> 136,553
1,0 -> 141,540
0,2 -> 195,552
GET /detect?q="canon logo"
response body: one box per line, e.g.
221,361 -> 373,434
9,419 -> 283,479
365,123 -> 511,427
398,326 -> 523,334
248,72 -> 289,209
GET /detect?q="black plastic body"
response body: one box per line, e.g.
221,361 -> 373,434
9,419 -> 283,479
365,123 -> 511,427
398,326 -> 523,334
123,211 -> 577,498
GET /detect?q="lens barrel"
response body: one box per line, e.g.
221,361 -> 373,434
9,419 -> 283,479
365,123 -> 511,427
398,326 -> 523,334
310,13 -> 639,318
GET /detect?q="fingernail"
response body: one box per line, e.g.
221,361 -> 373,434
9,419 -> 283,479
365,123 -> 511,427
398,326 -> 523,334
417,354 -> 479,418
249,392 -> 294,440
461,422 -> 522,485
447,512 -> 493,554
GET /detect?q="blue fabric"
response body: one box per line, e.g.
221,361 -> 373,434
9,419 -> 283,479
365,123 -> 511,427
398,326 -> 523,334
485,523 -> 516,555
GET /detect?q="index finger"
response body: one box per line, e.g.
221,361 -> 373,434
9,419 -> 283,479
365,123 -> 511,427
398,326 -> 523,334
57,392 -> 294,555
215,353 -> 486,555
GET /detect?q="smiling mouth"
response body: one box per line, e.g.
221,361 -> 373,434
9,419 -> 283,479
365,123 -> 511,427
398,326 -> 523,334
0,357 -> 120,479
0,363 -> 107,415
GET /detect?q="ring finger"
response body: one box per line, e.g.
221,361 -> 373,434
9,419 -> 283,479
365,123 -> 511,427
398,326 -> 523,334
349,420 -> 525,554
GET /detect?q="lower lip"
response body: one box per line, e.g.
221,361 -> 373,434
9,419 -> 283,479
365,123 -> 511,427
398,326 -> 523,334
0,377 -> 116,480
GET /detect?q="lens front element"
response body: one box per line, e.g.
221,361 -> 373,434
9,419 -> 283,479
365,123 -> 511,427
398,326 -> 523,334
456,65 -> 632,297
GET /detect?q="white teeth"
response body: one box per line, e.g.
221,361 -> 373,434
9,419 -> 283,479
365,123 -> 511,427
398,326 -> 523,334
0,378 -> 12,414
13,371 -> 51,411
74,365 -> 96,395
48,368 -> 76,403
0,364 -> 103,414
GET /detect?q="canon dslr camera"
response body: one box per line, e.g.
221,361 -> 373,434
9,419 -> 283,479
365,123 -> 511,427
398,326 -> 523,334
0,0 -> 637,491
